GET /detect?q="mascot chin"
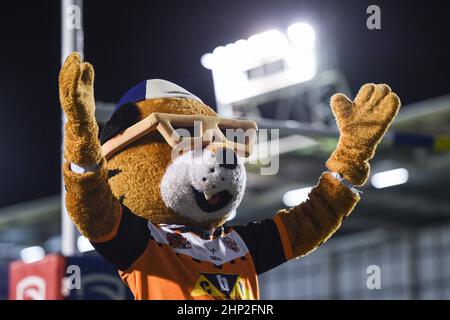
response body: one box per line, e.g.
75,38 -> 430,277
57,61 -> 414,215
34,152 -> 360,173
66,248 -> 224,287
59,52 -> 400,300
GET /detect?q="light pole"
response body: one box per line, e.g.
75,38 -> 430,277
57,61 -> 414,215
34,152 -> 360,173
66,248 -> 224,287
61,0 -> 84,256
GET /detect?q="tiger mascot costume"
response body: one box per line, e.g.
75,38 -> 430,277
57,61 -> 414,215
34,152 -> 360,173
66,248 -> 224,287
59,52 -> 400,299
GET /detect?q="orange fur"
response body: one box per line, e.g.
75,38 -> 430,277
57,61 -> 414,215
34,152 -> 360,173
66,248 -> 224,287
326,83 -> 401,186
275,83 -> 401,258
59,52 -> 401,265
59,53 -> 227,240
59,53 -> 102,166
106,98 -> 228,229
63,159 -> 120,238
276,172 -> 359,258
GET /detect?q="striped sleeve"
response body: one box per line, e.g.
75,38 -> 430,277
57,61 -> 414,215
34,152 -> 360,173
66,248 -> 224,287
233,219 -> 289,275
273,214 -> 295,260
90,204 -> 150,271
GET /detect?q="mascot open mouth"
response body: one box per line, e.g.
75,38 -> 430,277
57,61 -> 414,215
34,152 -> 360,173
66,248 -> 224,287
191,186 -> 233,213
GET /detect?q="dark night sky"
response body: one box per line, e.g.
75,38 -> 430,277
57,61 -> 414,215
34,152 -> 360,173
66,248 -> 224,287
0,0 -> 449,207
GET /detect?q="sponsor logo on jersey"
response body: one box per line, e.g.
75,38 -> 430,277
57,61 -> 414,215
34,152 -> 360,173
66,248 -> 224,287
190,273 -> 252,299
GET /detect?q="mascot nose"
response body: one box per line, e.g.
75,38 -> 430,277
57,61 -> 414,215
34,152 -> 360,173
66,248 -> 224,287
215,148 -> 238,170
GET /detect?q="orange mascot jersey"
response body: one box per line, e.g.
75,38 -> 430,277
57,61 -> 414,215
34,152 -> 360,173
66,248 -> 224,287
91,204 -> 292,300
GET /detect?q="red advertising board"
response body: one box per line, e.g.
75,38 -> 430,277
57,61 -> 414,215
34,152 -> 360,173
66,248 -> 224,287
9,254 -> 66,300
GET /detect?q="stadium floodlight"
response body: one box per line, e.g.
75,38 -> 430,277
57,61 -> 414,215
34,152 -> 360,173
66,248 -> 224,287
201,22 -> 317,108
287,23 -> 316,49
77,235 -> 95,253
371,168 -> 409,189
20,246 -> 45,264
282,187 -> 313,207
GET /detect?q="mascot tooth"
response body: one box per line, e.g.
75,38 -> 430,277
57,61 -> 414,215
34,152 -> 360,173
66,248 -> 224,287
59,52 -> 401,300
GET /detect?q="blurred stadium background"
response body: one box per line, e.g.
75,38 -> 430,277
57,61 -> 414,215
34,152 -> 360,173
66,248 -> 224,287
0,0 -> 449,299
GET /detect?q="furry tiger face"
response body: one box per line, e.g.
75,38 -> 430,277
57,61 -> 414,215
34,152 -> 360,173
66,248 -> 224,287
103,98 -> 247,230
160,146 -> 246,224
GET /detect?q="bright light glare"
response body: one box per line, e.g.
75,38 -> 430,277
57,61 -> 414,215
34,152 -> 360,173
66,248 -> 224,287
200,53 -> 214,69
20,246 -> 45,264
77,236 -> 95,253
283,187 -> 313,207
201,21 -> 317,105
248,30 -> 289,59
287,23 -> 316,49
371,168 -> 409,189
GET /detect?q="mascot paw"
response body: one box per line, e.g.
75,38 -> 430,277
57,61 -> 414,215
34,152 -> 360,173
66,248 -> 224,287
326,83 -> 401,186
59,52 -> 96,123
59,52 -> 102,165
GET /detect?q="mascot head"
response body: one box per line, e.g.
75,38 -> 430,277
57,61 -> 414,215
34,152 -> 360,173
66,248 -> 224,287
100,80 -> 257,230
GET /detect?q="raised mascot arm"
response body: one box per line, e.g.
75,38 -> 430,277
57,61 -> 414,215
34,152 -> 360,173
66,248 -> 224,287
274,84 -> 401,258
59,52 -> 120,241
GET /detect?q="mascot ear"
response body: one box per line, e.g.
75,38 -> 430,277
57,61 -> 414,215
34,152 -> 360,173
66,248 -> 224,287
100,103 -> 141,144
